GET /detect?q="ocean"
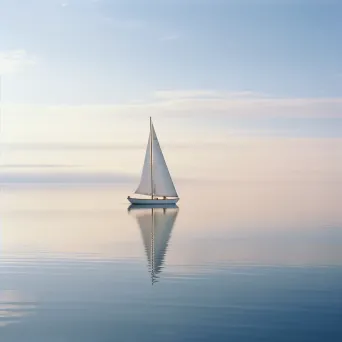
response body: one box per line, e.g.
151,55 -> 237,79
0,177 -> 341,341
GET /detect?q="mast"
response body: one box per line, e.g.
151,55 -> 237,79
151,207 -> 155,285
0,75 -> 1,197
150,117 -> 153,199
0,75 -> 2,136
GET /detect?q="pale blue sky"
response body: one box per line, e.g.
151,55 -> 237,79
0,0 -> 341,140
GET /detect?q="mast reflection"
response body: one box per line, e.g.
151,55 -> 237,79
128,204 -> 179,285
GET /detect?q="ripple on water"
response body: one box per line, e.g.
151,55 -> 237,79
0,290 -> 37,327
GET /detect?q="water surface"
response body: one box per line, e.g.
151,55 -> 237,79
0,181 -> 341,341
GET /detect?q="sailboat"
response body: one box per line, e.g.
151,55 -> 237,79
128,204 -> 179,284
127,117 -> 179,205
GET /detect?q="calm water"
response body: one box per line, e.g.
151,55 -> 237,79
0,181 -> 341,341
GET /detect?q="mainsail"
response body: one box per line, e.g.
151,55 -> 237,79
135,120 -> 178,197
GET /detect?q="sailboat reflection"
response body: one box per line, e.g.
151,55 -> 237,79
128,204 -> 179,285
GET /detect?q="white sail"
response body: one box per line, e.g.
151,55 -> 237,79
150,124 -> 178,197
134,134 -> 152,196
135,121 -> 178,197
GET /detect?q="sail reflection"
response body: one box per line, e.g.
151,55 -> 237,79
128,204 -> 179,285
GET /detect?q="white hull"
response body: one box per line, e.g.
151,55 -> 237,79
127,197 -> 179,205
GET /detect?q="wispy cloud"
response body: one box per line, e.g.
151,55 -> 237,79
153,90 -> 267,100
0,164 -> 77,169
0,50 -> 36,75
104,18 -> 145,30
1,142 -> 144,151
0,172 -> 135,185
160,34 -> 180,42
145,90 -> 342,118
58,90 -> 340,119
154,90 -> 219,99
3,90 -> 342,119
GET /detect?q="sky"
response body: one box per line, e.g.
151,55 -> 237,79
0,0 -> 341,181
